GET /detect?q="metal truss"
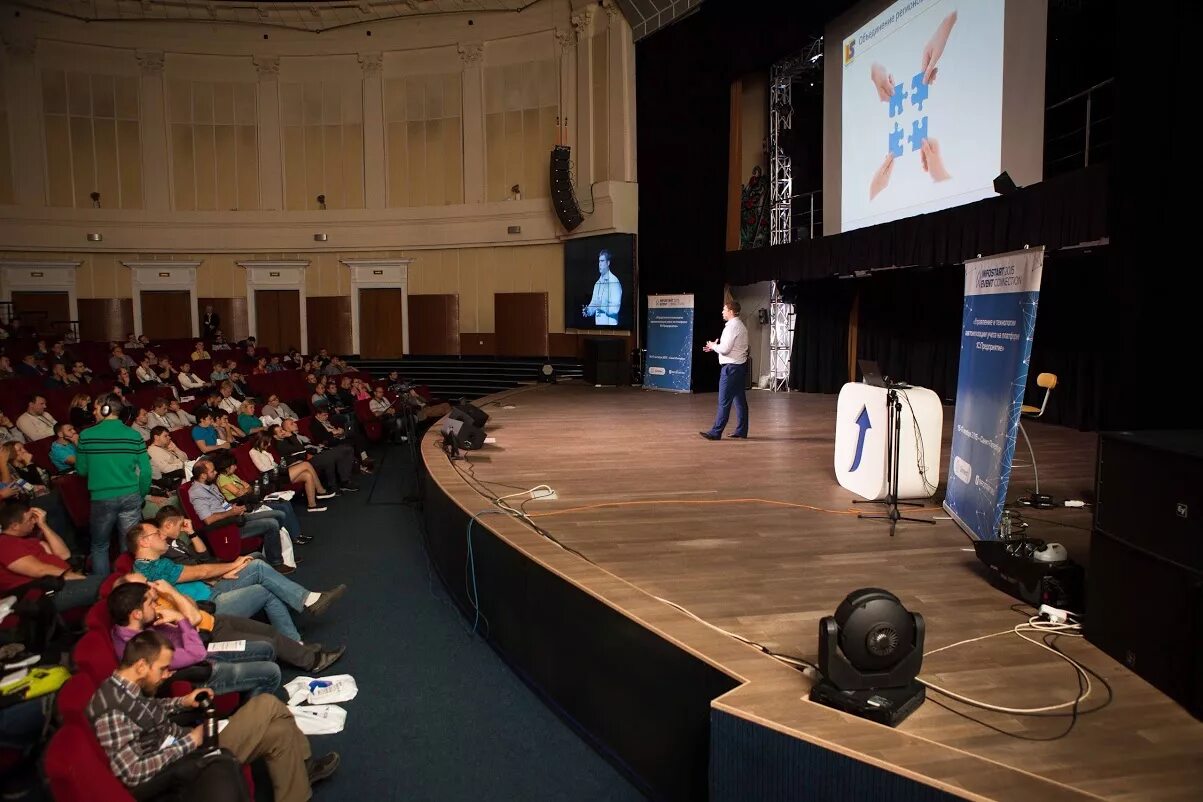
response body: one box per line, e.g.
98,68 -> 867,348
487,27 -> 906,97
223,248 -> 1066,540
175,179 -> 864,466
767,38 -> 821,391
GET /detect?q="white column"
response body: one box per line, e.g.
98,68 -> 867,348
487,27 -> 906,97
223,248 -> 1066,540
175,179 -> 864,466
253,56 -> 283,211
554,28 -> 576,153
571,8 -> 595,188
136,50 -> 171,211
3,32 -> 47,205
457,43 -> 485,204
604,2 -> 635,183
359,53 -> 386,209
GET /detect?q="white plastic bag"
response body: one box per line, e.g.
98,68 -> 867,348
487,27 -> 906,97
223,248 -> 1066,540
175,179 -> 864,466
286,704 -> 347,735
283,674 -> 358,707
278,526 -> 295,568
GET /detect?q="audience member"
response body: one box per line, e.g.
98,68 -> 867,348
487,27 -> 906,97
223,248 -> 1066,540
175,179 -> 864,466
49,422 -> 78,472
190,341 -> 211,361
272,420 -> 356,495
0,356 -> 14,380
260,394 -> 298,422
69,393 -> 95,430
16,394 -> 56,441
0,411 -> 25,444
178,361 -> 207,393
16,354 -> 45,378
191,409 -> 228,455
0,502 -> 100,609
187,458 -> 285,569
236,399 -> 264,435
76,393 -> 150,576
147,426 -> 188,485
108,581 -> 281,698
311,408 -> 372,472
109,345 -> 136,373
129,408 -> 153,442
129,522 -> 345,643
212,452 -> 309,542
250,432 -> 331,512
86,630 -> 339,800
165,398 -> 197,430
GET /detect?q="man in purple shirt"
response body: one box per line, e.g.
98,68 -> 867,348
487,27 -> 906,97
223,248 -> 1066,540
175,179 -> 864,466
108,581 -> 280,698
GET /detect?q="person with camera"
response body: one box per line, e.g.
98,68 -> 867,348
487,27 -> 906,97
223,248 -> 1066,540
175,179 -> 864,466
87,630 -> 339,802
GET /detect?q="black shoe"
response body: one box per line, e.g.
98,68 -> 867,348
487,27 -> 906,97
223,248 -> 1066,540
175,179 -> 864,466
727,434 -> 747,439
294,535 -> 314,545
310,645 -> 346,674
272,563 -> 297,575
307,752 -> 340,784
306,584 -> 347,617
338,484 -> 359,493
698,431 -> 719,441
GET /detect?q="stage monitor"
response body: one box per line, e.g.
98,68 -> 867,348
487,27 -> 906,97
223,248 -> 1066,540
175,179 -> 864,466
824,0 -> 1047,233
564,233 -> 636,331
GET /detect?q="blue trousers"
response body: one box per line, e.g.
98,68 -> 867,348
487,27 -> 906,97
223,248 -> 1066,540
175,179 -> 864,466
89,492 -> 144,576
707,362 -> 749,438
210,560 -> 310,642
207,639 -> 281,697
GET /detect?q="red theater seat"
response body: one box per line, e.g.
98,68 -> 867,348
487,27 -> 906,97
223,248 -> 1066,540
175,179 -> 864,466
177,480 -> 260,561
45,721 -> 134,802
56,672 -> 97,727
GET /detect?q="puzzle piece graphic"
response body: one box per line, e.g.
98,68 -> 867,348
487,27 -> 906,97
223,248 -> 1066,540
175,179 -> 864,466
907,117 -> 928,152
888,123 -> 905,158
909,72 -> 929,111
888,82 -> 907,118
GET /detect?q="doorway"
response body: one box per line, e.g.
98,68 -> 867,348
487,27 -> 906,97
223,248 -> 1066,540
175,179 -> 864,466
253,290 -> 302,354
139,291 -> 193,339
358,288 -> 405,358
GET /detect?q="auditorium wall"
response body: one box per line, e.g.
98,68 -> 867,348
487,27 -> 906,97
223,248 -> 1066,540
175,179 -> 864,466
0,0 -> 637,353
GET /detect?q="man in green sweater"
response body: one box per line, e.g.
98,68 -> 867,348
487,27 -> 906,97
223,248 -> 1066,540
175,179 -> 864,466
77,394 -> 151,576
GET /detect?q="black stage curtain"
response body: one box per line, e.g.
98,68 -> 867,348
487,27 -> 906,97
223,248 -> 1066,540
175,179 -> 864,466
788,248 -> 1113,431
787,278 -> 854,394
726,165 -> 1109,285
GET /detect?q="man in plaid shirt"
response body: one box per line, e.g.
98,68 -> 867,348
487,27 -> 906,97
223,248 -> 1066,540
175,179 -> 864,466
87,630 -> 340,800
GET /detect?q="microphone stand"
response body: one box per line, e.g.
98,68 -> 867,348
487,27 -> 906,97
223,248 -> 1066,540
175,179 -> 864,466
854,388 -> 935,536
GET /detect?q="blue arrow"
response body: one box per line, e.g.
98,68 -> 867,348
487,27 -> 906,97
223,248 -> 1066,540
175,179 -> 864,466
849,406 -> 872,472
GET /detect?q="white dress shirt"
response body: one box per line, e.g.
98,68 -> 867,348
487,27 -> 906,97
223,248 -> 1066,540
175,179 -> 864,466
713,317 -> 749,365
148,443 -> 186,479
587,272 -> 622,325
179,372 -> 207,391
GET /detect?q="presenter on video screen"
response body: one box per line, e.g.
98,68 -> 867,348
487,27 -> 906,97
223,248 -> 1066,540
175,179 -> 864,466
700,300 -> 749,441
581,249 -> 622,326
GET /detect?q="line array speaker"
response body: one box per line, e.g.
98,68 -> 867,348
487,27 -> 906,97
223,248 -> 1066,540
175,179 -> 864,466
550,145 -> 584,232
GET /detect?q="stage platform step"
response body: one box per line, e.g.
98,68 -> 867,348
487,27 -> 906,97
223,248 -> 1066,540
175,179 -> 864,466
345,355 -> 582,400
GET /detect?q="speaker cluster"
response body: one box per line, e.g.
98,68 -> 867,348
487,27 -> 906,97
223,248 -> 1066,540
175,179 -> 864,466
550,145 -> 584,232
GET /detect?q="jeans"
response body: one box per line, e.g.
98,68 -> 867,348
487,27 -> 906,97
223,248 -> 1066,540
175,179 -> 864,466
210,560 -> 311,642
237,516 -> 282,566
89,492 -> 144,576
708,362 -> 749,438
51,574 -> 104,612
206,640 -> 281,697
211,584 -> 302,643
247,500 -> 303,540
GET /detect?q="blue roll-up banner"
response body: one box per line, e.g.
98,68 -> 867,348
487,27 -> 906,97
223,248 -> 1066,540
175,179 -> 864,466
944,247 -> 1045,541
644,294 -> 694,392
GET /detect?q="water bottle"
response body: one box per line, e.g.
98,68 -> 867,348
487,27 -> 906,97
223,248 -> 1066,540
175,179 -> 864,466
1000,509 -> 1013,541
196,691 -> 218,749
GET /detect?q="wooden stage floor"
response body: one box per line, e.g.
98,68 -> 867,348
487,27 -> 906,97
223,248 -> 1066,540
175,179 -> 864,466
427,383 -> 1203,800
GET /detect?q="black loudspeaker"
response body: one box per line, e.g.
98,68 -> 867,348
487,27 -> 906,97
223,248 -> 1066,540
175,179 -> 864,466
1086,431 -> 1203,720
451,403 -> 489,429
993,171 -> 1019,195
550,145 -> 584,232
442,418 -> 485,451
583,337 -> 629,386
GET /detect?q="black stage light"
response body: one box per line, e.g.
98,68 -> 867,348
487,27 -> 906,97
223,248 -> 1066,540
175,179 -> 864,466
809,588 -> 926,726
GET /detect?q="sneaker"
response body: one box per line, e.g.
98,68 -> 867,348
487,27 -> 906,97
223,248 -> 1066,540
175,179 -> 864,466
307,752 -> 340,784
315,491 -> 336,500
306,505 -> 328,513
306,584 -> 347,616
338,484 -> 359,493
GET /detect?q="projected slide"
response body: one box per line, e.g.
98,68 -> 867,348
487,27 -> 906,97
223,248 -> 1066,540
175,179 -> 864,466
841,0 -> 1005,232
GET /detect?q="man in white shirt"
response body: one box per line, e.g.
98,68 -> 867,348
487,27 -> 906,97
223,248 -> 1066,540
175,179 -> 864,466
16,395 -> 57,441
261,394 -> 298,422
146,427 -> 188,480
582,249 -> 622,326
700,301 -> 750,440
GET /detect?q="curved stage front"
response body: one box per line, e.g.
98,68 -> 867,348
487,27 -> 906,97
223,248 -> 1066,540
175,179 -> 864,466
420,384 -> 1203,802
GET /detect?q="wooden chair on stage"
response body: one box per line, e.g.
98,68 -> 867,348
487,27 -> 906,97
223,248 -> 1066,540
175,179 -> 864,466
1016,372 -> 1058,505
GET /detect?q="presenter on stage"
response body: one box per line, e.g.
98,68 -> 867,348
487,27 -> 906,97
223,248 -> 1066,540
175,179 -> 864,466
581,249 -> 622,326
700,301 -> 749,440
